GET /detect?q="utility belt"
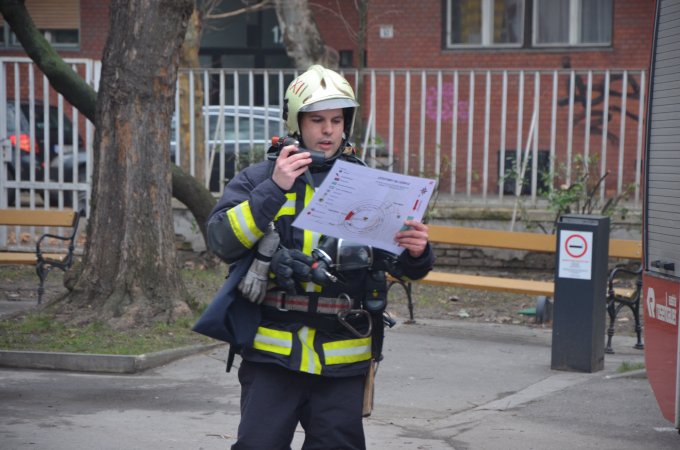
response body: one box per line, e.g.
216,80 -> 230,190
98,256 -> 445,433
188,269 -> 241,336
263,291 -> 354,315
262,291 -> 373,338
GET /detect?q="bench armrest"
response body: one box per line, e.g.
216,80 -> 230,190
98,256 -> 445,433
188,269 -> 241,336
35,212 -> 82,270
607,265 -> 642,298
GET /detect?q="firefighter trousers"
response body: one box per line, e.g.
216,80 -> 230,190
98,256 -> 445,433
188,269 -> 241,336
231,359 -> 366,450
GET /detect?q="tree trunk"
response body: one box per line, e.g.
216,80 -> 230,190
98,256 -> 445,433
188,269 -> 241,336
274,0 -> 337,69
178,9 -> 207,186
353,0 -> 369,147
66,0 -> 195,327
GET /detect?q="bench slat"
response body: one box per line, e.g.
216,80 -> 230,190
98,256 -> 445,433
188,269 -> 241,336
417,272 -> 555,296
398,272 -> 634,299
0,252 -> 68,265
428,225 -> 641,260
609,239 -> 642,260
428,226 -> 556,253
0,209 -> 77,227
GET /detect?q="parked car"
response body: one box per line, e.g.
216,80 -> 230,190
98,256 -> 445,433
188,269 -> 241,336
2,102 -> 87,211
171,105 -> 284,191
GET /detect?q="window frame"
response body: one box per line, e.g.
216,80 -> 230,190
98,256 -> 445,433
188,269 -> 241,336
1,0 -> 81,50
445,0 -> 526,49
532,0 -> 612,48
7,28 -> 80,49
443,0 -> 612,50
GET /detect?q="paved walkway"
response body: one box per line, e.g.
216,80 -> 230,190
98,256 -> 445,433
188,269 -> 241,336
1,316 -> 678,449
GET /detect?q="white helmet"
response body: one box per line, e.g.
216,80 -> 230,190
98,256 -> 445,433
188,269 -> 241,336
283,65 -> 359,142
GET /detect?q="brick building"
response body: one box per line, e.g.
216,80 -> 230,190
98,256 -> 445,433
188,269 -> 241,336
1,1 -> 654,75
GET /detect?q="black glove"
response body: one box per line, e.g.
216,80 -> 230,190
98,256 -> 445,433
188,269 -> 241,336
270,248 -> 314,292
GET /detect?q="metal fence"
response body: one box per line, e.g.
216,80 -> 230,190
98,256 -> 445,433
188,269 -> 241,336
1,59 -> 647,217
168,66 -> 648,209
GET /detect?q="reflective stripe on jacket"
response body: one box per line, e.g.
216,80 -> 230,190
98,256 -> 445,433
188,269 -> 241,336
244,322 -> 373,377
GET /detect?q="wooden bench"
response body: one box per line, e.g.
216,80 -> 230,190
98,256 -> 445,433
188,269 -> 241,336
0,209 -> 82,304
389,225 -> 643,353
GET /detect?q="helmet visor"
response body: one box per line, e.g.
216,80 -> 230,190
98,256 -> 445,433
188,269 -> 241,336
299,98 -> 359,113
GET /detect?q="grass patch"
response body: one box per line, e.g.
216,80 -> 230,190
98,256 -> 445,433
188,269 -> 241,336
616,361 -> 645,373
0,312 -> 213,355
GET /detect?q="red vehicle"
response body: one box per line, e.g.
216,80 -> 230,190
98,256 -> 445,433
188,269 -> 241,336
643,0 -> 680,431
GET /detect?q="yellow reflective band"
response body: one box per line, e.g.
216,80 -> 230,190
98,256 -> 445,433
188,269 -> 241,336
303,183 -> 315,207
302,184 -> 322,292
226,201 -> 264,248
303,230 -> 322,293
323,337 -> 372,365
253,326 -> 292,356
274,193 -> 296,220
298,326 -> 321,374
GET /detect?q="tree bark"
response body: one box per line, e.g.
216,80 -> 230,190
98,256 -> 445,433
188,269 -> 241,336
65,0 -> 195,327
178,9 -> 207,186
274,0 -> 337,69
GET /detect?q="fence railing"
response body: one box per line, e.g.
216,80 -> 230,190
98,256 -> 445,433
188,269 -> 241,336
1,59 -> 647,218
171,67 -> 647,209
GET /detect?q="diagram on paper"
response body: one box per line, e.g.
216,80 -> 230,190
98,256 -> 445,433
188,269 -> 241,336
338,201 -> 402,235
292,160 -> 436,253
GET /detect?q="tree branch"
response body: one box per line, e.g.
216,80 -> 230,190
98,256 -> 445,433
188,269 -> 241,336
205,0 -> 273,20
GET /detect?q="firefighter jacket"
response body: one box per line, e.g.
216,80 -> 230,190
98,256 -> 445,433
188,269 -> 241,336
207,156 -> 434,378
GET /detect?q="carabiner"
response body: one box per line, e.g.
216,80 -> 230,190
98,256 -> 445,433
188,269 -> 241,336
337,309 -> 372,338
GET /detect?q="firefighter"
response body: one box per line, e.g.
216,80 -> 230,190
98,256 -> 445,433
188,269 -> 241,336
206,65 -> 434,450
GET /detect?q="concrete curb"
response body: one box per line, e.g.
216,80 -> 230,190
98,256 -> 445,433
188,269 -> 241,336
0,342 -> 225,374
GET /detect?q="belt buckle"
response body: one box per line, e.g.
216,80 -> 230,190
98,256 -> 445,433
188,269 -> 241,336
277,291 -> 288,312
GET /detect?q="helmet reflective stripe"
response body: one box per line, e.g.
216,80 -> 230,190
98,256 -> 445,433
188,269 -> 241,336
299,98 -> 357,113
284,65 -> 359,138
298,326 -> 322,374
253,327 -> 293,355
323,337 -> 372,365
226,201 -> 264,248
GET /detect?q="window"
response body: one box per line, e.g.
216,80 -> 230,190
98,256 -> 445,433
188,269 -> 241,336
534,0 -> 612,46
444,0 -> 612,49
447,0 -> 524,47
339,50 -> 354,68
2,0 -> 80,49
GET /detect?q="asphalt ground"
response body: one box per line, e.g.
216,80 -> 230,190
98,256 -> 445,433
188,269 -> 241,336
1,315 -> 678,450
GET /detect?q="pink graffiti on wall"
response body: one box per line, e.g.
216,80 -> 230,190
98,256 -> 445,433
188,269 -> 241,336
425,83 -> 468,122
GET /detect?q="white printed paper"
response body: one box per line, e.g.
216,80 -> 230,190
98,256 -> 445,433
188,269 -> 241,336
292,160 -> 436,254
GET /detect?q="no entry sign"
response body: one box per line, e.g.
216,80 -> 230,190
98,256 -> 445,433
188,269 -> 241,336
558,231 -> 593,280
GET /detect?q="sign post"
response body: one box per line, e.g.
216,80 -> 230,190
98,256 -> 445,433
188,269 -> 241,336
551,214 -> 610,373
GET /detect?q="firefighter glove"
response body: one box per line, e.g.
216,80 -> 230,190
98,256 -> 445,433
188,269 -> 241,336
270,247 -> 314,291
239,225 -> 280,304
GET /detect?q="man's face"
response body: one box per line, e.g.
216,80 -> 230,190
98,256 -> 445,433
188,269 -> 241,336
299,108 -> 345,158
